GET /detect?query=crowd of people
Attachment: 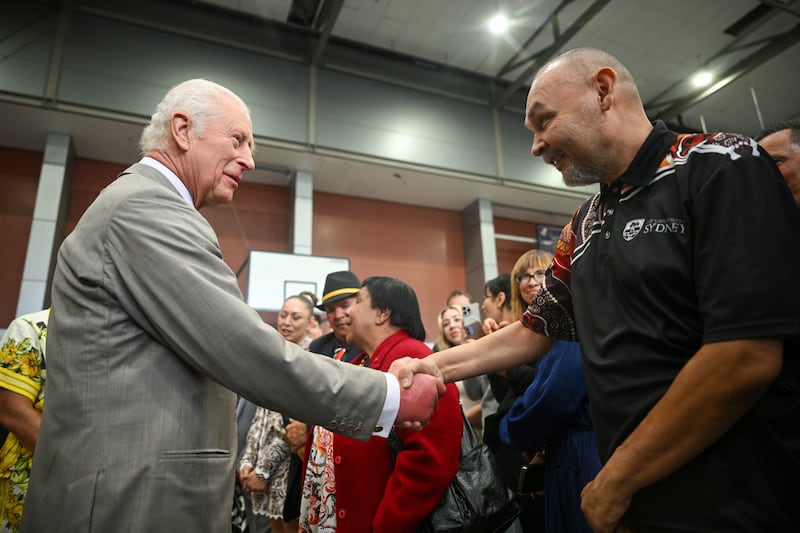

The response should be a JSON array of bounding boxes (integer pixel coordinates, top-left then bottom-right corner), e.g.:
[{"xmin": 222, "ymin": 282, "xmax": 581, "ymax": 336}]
[{"xmin": 1, "ymin": 46, "xmax": 798, "ymax": 533}]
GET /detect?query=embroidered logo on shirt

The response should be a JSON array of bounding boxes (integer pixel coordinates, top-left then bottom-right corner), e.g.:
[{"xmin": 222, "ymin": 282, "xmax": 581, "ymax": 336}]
[
  {"xmin": 622, "ymin": 219, "xmax": 645, "ymax": 241},
  {"xmin": 623, "ymin": 218, "xmax": 686, "ymax": 241}
]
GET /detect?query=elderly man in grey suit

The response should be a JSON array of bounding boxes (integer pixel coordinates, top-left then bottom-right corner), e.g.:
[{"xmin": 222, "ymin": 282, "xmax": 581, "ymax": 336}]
[{"xmin": 21, "ymin": 79, "xmax": 443, "ymax": 533}]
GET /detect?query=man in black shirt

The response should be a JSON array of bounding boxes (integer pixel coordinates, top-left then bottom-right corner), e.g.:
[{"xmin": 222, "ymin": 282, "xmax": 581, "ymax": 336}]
[
  {"xmin": 755, "ymin": 119, "xmax": 800, "ymax": 207},
  {"xmin": 309, "ymin": 271, "xmax": 363, "ymax": 362},
  {"xmin": 391, "ymin": 48, "xmax": 800, "ymax": 533}
]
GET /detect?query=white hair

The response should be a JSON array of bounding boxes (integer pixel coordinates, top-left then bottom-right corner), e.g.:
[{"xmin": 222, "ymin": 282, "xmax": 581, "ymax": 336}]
[{"xmin": 139, "ymin": 79, "xmax": 250, "ymax": 154}]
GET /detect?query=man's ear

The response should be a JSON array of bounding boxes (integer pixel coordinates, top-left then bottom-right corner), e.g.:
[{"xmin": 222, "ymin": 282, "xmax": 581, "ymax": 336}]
[
  {"xmin": 171, "ymin": 112, "xmax": 192, "ymax": 151},
  {"xmin": 595, "ymin": 67, "xmax": 617, "ymax": 111},
  {"xmin": 375, "ymin": 308, "xmax": 391, "ymax": 326}
]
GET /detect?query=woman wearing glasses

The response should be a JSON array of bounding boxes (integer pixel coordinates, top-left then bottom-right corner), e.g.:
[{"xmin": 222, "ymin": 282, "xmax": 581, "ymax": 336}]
[
  {"xmin": 480, "ymin": 250, "xmax": 552, "ymax": 335},
  {"xmin": 510, "ymin": 250, "xmax": 551, "ymax": 319},
  {"xmin": 502, "ymin": 249, "xmax": 601, "ymax": 533}
]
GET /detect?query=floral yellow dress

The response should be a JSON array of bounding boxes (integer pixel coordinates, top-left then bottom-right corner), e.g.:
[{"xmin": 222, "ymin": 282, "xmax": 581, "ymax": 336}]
[{"xmin": 0, "ymin": 309, "xmax": 48, "ymax": 533}]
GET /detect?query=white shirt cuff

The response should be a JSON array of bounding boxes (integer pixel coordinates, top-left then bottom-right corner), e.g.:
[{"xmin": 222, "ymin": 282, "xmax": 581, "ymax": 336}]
[{"xmin": 375, "ymin": 372, "xmax": 400, "ymax": 437}]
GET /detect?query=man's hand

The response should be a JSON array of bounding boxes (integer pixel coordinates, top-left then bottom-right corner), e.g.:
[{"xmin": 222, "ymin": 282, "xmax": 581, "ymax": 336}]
[
  {"xmin": 284, "ymin": 418, "xmax": 307, "ymax": 455},
  {"xmin": 579, "ymin": 338, "xmax": 782, "ymax": 533},
  {"xmin": 388, "ymin": 356, "xmax": 444, "ymax": 389},
  {"xmin": 395, "ymin": 372, "xmax": 446, "ymax": 430},
  {"xmin": 580, "ymin": 470, "xmax": 633, "ymax": 533}
]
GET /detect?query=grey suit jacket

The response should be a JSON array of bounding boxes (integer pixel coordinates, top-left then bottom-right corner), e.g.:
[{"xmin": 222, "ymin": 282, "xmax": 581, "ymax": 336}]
[{"xmin": 22, "ymin": 164, "xmax": 387, "ymax": 532}]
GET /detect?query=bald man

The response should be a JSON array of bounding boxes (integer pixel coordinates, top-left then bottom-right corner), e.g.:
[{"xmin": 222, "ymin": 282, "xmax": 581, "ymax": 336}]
[{"xmin": 391, "ymin": 48, "xmax": 800, "ymax": 533}]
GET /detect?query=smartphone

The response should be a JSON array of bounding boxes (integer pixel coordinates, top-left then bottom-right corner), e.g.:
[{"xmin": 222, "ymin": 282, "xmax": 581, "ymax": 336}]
[
  {"xmin": 461, "ymin": 303, "xmax": 483, "ymax": 339},
  {"xmin": 516, "ymin": 463, "xmax": 545, "ymax": 494}
]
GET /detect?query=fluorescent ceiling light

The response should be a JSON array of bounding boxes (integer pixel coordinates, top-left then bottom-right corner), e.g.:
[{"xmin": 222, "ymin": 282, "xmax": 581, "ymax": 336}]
[
  {"xmin": 691, "ymin": 70, "xmax": 713, "ymax": 88},
  {"xmin": 488, "ymin": 14, "xmax": 509, "ymax": 34}
]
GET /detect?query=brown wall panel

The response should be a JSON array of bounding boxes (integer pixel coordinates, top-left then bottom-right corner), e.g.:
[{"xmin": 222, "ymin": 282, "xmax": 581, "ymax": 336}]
[
  {"xmin": 66, "ymin": 159, "xmax": 126, "ymax": 234},
  {"xmin": 66, "ymin": 161, "xmax": 293, "ymax": 304},
  {"xmin": 0, "ymin": 147, "xmax": 44, "ymax": 326},
  {"xmin": 203, "ymin": 182, "xmax": 291, "ymax": 298},
  {"xmin": 2, "ymin": 150, "xmax": 482, "ymax": 344},
  {"xmin": 0, "ymin": 152, "xmax": 293, "ymax": 328},
  {"xmin": 313, "ymin": 191, "xmax": 466, "ymax": 342}
]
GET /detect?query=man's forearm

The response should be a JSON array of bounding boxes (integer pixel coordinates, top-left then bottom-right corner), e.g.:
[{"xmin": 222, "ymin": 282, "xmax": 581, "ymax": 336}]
[
  {"xmin": 434, "ymin": 321, "xmax": 554, "ymax": 383},
  {"xmin": 0, "ymin": 388, "xmax": 41, "ymax": 451},
  {"xmin": 598, "ymin": 338, "xmax": 782, "ymax": 496}
]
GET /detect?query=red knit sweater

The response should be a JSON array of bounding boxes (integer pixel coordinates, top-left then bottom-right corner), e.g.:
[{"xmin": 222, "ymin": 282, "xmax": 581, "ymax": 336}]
[{"xmin": 331, "ymin": 330, "xmax": 462, "ymax": 532}]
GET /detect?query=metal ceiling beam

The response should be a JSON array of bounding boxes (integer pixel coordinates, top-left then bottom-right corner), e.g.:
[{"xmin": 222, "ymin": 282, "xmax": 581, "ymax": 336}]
[
  {"xmin": 759, "ymin": 0, "xmax": 800, "ymax": 19},
  {"xmin": 644, "ymin": 3, "xmax": 783, "ymax": 114},
  {"xmin": 654, "ymin": 22, "xmax": 800, "ymax": 122},
  {"xmin": 287, "ymin": 0, "xmax": 322, "ymax": 27},
  {"xmin": 493, "ymin": 0, "xmax": 611, "ymax": 110},
  {"xmin": 496, "ymin": 0, "xmax": 573, "ymax": 78},
  {"xmin": 311, "ymin": 0, "xmax": 345, "ymax": 66},
  {"xmin": 43, "ymin": 6, "xmax": 70, "ymax": 103}
]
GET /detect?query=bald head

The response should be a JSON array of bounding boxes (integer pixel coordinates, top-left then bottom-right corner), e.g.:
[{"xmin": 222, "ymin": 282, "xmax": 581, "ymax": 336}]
[
  {"xmin": 534, "ymin": 48, "xmax": 642, "ymax": 107},
  {"xmin": 525, "ymin": 48, "xmax": 653, "ymax": 185}
]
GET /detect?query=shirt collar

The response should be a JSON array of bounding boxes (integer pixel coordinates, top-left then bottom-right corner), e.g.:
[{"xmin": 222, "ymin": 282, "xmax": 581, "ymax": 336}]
[
  {"xmin": 139, "ymin": 156, "xmax": 195, "ymax": 208},
  {"xmin": 607, "ymin": 120, "xmax": 678, "ymax": 190}
]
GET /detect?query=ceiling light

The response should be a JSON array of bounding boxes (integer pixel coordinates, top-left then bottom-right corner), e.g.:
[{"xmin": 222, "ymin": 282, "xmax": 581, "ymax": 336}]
[
  {"xmin": 488, "ymin": 14, "xmax": 509, "ymax": 34},
  {"xmin": 691, "ymin": 70, "xmax": 713, "ymax": 88}
]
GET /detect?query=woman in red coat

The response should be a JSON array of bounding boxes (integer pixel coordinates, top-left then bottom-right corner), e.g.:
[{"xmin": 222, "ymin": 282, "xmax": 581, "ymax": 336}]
[{"xmin": 299, "ymin": 276, "xmax": 462, "ymax": 532}]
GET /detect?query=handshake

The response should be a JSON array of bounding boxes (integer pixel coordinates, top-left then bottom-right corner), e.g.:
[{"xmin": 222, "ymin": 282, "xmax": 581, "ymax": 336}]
[{"xmin": 390, "ymin": 357, "xmax": 446, "ymax": 430}]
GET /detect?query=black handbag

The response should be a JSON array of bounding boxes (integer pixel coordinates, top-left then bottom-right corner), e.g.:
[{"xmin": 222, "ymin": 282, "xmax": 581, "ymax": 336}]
[{"xmin": 389, "ymin": 408, "xmax": 522, "ymax": 533}]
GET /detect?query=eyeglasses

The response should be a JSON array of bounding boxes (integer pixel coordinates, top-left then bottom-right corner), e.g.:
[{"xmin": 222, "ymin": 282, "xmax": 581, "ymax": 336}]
[{"xmin": 515, "ymin": 270, "xmax": 546, "ymax": 284}]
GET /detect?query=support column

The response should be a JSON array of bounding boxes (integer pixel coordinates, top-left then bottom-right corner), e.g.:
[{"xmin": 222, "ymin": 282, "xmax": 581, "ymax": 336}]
[
  {"xmin": 16, "ymin": 132, "xmax": 73, "ymax": 315},
  {"xmin": 290, "ymin": 170, "xmax": 313, "ymax": 255},
  {"xmin": 462, "ymin": 198, "xmax": 497, "ymax": 302}
]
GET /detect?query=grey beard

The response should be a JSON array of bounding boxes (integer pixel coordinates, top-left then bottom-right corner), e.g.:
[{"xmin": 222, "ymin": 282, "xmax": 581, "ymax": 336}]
[{"xmin": 563, "ymin": 164, "xmax": 604, "ymax": 186}]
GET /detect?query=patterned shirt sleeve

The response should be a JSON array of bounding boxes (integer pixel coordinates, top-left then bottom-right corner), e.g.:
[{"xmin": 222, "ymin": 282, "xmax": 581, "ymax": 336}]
[
  {"xmin": 521, "ymin": 220, "xmax": 580, "ymax": 342},
  {"xmin": 0, "ymin": 312, "xmax": 47, "ymax": 405}
]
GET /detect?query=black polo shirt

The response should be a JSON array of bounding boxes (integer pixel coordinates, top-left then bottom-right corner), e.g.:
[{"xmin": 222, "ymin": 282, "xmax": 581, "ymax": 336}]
[
  {"xmin": 522, "ymin": 121, "xmax": 800, "ymax": 531},
  {"xmin": 308, "ymin": 332, "xmax": 362, "ymax": 363}
]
